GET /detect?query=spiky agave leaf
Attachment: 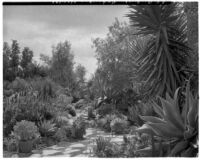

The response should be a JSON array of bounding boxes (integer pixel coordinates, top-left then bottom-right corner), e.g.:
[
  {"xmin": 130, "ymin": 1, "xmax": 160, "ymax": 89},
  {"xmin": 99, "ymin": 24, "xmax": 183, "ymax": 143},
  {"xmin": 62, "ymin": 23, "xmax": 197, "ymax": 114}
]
[
  {"xmin": 169, "ymin": 140, "xmax": 189, "ymax": 156},
  {"xmin": 159, "ymin": 96, "xmax": 184, "ymax": 131},
  {"xmin": 136, "ymin": 83, "xmax": 198, "ymax": 157},
  {"xmin": 127, "ymin": 3, "xmax": 191, "ymax": 97}
]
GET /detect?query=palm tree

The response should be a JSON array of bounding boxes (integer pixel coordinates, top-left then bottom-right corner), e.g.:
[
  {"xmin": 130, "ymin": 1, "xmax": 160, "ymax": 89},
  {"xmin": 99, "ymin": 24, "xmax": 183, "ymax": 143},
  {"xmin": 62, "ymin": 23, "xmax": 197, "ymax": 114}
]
[{"xmin": 127, "ymin": 3, "xmax": 192, "ymax": 97}]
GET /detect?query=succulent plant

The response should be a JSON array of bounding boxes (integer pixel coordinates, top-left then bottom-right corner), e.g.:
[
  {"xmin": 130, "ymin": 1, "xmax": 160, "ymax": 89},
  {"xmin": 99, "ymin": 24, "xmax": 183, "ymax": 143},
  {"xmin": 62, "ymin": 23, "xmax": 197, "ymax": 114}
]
[
  {"xmin": 39, "ymin": 120, "xmax": 57, "ymax": 137},
  {"xmin": 135, "ymin": 84, "xmax": 198, "ymax": 157},
  {"xmin": 110, "ymin": 118, "xmax": 128, "ymax": 134},
  {"xmin": 13, "ymin": 120, "xmax": 39, "ymax": 141},
  {"xmin": 71, "ymin": 116, "xmax": 86, "ymax": 139}
]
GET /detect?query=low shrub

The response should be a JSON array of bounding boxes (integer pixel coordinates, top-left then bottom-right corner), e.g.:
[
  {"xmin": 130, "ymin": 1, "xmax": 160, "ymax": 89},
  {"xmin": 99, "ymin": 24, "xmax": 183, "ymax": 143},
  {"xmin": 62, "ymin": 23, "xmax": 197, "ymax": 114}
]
[
  {"xmin": 39, "ymin": 120, "xmax": 57, "ymax": 137},
  {"xmin": 3, "ymin": 100, "xmax": 17, "ymax": 136},
  {"xmin": 13, "ymin": 120, "xmax": 39, "ymax": 141},
  {"xmin": 30, "ymin": 78, "xmax": 57, "ymax": 101},
  {"xmin": 97, "ymin": 115, "xmax": 115, "ymax": 132},
  {"xmin": 53, "ymin": 127, "xmax": 68, "ymax": 142},
  {"xmin": 54, "ymin": 116, "xmax": 70, "ymax": 128},
  {"xmin": 110, "ymin": 118, "xmax": 128, "ymax": 134},
  {"xmin": 4, "ymin": 93, "xmax": 57, "ymax": 134},
  {"xmin": 71, "ymin": 116, "xmax": 86, "ymax": 139},
  {"xmin": 93, "ymin": 136, "xmax": 122, "ymax": 157},
  {"xmin": 10, "ymin": 77, "xmax": 29, "ymax": 93},
  {"xmin": 121, "ymin": 135, "xmax": 138, "ymax": 157},
  {"xmin": 3, "ymin": 136, "xmax": 18, "ymax": 152}
]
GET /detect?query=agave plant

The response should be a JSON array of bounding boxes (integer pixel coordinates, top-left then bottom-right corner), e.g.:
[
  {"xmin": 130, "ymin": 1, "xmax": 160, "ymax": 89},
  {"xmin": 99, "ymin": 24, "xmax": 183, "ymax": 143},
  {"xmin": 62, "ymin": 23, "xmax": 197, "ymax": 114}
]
[
  {"xmin": 127, "ymin": 3, "xmax": 192, "ymax": 97},
  {"xmin": 136, "ymin": 84, "xmax": 198, "ymax": 157}
]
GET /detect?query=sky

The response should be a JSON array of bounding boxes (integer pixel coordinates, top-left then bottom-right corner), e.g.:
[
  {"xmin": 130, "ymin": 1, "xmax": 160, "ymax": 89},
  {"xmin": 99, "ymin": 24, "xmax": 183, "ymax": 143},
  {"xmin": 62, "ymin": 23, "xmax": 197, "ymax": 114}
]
[{"xmin": 3, "ymin": 5, "xmax": 129, "ymax": 79}]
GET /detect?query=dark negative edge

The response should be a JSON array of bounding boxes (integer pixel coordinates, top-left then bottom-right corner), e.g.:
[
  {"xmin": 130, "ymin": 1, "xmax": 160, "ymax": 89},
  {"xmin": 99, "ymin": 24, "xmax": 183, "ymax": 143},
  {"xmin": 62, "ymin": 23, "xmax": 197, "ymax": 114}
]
[{"xmin": 3, "ymin": 1, "xmax": 172, "ymax": 5}]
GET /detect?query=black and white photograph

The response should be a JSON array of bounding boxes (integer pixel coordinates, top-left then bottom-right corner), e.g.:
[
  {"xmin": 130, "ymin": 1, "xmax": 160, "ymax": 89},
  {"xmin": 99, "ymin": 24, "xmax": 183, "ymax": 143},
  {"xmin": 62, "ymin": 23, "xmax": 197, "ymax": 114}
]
[{"xmin": 2, "ymin": 1, "xmax": 199, "ymax": 158}]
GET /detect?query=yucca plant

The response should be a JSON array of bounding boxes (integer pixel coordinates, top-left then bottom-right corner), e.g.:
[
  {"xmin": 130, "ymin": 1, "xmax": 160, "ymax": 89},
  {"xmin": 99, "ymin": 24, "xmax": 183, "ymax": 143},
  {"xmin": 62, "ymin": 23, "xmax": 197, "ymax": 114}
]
[
  {"xmin": 127, "ymin": 3, "xmax": 192, "ymax": 97},
  {"xmin": 136, "ymin": 83, "xmax": 198, "ymax": 157}
]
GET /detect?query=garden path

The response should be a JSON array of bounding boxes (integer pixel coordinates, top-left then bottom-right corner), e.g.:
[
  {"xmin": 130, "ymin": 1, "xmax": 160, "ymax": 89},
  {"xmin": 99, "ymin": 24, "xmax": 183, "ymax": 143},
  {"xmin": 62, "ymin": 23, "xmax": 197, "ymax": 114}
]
[
  {"xmin": 11, "ymin": 108, "xmax": 125, "ymax": 157},
  {"xmin": 28, "ymin": 128, "xmax": 124, "ymax": 157}
]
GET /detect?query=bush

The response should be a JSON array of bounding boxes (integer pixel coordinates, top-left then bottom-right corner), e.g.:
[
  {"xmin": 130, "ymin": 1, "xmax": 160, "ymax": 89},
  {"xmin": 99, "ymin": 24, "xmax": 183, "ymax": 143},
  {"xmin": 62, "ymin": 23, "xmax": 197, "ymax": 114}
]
[
  {"xmin": 54, "ymin": 116, "xmax": 70, "ymax": 128},
  {"xmin": 3, "ymin": 136, "xmax": 18, "ymax": 152},
  {"xmin": 53, "ymin": 127, "xmax": 68, "ymax": 142},
  {"xmin": 110, "ymin": 118, "xmax": 128, "ymax": 134},
  {"xmin": 97, "ymin": 115, "xmax": 115, "ymax": 132},
  {"xmin": 39, "ymin": 120, "xmax": 57, "ymax": 137},
  {"xmin": 30, "ymin": 78, "xmax": 57, "ymax": 100},
  {"xmin": 66, "ymin": 104, "xmax": 76, "ymax": 117},
  {"xmin": 53, "ymin": 125, "xmax": 72, "ymax": 142},
  {"xmin": 11, "ymin": 77, "xmax": 29, "ymax": 93},
  {"xmin": 121, "ymin": 135, "xmax": 140, "ymax": 157},
  {"xmin": 97, "ymin": 104, "xmax": 114, "ymax": 117},
  {"xmin": 3, "ymin": 95, "xmax": 56, "ymax": 137},
  {"xmin": 93, "ymin": 136, "xmax": 121, "ymax": 157},
  {"xmin": 13, "ymin": 120, "xmax": 39, "ymax": 141},
  {"xmin": 71, "ymin": 116, "xmax": 86, "ymax": 139},
  {"xmin": 3, "ymin": 100, "xmax": 17, "ymax": 136}
]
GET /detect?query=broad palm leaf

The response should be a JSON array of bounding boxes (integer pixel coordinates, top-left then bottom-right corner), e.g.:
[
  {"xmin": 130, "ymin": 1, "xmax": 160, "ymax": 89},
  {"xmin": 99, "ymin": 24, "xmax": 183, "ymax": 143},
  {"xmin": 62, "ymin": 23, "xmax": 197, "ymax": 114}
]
[{"xmin": 127, "ymin": 3, "xmax": 191, "ymax": 97}]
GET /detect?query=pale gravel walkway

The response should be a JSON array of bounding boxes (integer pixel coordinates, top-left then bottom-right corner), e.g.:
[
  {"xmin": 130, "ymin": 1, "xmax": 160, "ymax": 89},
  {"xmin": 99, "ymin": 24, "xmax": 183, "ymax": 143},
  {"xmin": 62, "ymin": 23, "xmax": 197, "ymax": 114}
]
[
  {"xmin": 10, "ymin": 108, "xmax": 125, "ymax": 157},
  {"xmin": 29, "ymin": 128, "xmax": 124, "ymax": 157}
]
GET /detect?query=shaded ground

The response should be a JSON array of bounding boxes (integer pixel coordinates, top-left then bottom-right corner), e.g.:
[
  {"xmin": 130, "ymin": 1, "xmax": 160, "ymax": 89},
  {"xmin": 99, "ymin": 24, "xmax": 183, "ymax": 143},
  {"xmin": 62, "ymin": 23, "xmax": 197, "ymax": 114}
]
[
  {"xmin": 7, "ymin": 108, "xmax": 125, "ymax": 157},
  {"xmin": 9, "ymin": 128, "xmax": 124, "ymax": 157}
]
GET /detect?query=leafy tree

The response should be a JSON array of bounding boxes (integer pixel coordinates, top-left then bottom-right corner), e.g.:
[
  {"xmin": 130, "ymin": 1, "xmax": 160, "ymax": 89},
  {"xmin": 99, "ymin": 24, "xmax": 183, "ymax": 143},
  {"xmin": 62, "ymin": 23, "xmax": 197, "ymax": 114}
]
[
  {"xmin": 40, "ymin": 53, "xmax": 52, "ymax": 66},
  {"xmin": 10, "ymin": 40, "xmax": 20, "ymax": 68},
  {"xmin": 21, "ymin": 47, "xmax": 33, "ymax": 69},
  {"xmin": 127, "ymin": 3, "xmax": 192, "ymax": 97},
  {"xmin": 50, "ymin": 40, "xmax": 75, "ymax": 88},
  {"xmin": 9, "ymin": 40, "xmax": 20, "ymax": 80},
  {"xmin": 75, "ymin": 64, "xmax": 86, "ymax": 83},
  {"xmin": 3, "ymin": 42, "xmax": 11, "ymax": 80},
  {"xmin": 92, "ymin": 19, "xmax": 139, "ymax": 100}
]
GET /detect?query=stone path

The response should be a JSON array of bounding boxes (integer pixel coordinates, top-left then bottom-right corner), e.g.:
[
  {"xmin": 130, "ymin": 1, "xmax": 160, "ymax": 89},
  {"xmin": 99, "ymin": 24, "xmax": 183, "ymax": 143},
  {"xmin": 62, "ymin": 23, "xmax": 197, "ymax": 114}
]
[
  {"xmin": 8, "ymin": 108, "xmax": 125, "ymax": 157},
  {"xmin": 29, "ymin": 128, "xmax": 124, "ymax": 157},
  {"xmin": 8, "ymin": 127, "xmax": 125, "ymax": 158}
]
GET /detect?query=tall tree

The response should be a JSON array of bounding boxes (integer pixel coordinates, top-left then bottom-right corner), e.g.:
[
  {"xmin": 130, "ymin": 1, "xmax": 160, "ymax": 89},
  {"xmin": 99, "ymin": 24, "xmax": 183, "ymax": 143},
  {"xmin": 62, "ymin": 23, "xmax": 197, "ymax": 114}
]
[
  {"xmin": 92, "ymin": 19, "xmax": 139, "ymax": 99},
  {"xmin": 75, "ymin": 64, "xmax": 86, "ymax": 83},
  {"xmin": 50, "ymin": 40, "xmax": 75, "ymax": 88},
  {"xmin": 3, "ymin": 42, "xmax": 11, "ymax": 80},
  {"xmin": 21, "ymin": 47, "xmax": 33, "ymax": 69},
  {"xmin": 10, "ymin": 40, "xmax": 20, "ymax": 68},
  {"xmin": 9, "ymin": 40, "xmax": 20, "ymax": 79}
]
